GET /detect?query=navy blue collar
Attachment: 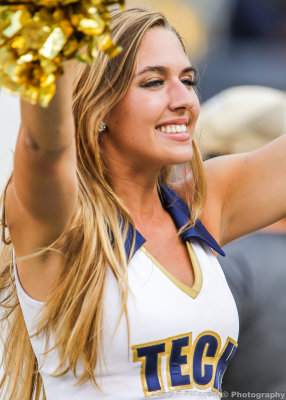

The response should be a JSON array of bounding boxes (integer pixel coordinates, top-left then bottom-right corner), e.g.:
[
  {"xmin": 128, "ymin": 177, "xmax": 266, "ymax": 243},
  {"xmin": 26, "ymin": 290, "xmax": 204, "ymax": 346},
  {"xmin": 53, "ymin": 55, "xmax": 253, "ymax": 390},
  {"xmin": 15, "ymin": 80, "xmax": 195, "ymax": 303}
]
[{"xmin": 124, "ymin": 185, "xmax": 225, "ymax": 258}]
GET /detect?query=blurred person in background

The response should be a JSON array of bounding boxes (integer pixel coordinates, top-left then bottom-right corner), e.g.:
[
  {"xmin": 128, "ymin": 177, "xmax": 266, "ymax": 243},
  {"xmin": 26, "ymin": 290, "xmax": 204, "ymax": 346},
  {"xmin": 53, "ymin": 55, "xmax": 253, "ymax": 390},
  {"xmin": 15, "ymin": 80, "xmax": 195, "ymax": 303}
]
[{"xmin": 199, "ymin": 85, "xmax": 286, "ymax": 397}]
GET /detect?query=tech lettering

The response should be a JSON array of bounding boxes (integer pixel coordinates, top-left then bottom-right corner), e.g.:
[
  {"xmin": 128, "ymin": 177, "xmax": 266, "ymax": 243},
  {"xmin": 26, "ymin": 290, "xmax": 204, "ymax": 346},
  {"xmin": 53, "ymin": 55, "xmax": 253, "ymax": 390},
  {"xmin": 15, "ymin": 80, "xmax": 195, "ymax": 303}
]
[{"xmin": 132, "ymin": 331, "xmax": 237, "ymax": 397}]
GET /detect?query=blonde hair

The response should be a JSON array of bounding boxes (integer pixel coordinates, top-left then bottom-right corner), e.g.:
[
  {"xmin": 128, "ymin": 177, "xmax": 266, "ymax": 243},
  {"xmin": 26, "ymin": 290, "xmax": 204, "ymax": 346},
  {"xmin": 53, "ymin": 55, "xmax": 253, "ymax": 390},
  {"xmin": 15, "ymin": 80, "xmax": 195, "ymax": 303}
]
[{"xmin": 0, "ymin": 8, "xmax": 207, "ymax": 400}]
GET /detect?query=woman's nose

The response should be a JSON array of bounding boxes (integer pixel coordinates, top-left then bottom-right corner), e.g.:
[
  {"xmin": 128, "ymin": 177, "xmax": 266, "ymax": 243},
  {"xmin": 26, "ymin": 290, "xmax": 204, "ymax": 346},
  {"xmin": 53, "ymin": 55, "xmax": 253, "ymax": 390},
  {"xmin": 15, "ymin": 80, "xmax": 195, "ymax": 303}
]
[{"xmin": 168, "ymin": 80, "xmax": 196, "ymax": 111}]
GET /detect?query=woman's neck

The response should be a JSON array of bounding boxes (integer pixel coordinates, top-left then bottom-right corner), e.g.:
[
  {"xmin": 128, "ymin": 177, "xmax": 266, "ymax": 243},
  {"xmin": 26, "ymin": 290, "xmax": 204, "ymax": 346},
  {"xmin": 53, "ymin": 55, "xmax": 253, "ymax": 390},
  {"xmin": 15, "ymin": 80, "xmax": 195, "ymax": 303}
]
[{"xmin": 108, "ymin": 165, "xmax": 166, "ymax": 226}]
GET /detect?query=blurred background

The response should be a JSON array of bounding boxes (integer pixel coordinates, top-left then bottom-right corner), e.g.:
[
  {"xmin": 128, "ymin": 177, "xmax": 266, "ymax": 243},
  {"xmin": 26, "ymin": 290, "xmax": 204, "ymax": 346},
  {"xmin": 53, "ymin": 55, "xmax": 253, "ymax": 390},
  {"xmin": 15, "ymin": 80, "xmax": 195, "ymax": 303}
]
[{"xmin": 2, "ymin": 0, "xmax": 286, "ymax": 188}]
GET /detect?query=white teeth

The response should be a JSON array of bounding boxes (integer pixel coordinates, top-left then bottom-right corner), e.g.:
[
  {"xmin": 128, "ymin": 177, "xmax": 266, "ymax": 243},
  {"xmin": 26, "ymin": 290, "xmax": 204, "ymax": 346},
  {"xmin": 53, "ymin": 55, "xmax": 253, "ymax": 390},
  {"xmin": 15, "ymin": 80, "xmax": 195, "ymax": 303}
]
[{"xmin": 157, "ymin": 124, "xmax": 188, "ymax": 133}]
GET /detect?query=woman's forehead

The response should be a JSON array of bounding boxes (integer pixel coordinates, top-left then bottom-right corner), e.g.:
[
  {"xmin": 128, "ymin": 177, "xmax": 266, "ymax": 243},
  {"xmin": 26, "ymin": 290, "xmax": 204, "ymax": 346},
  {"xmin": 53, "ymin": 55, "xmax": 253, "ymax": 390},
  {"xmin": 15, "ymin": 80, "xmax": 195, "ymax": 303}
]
[{"xmin": 135, "ymin": 28, "xmax": 191, "ymax": 73}]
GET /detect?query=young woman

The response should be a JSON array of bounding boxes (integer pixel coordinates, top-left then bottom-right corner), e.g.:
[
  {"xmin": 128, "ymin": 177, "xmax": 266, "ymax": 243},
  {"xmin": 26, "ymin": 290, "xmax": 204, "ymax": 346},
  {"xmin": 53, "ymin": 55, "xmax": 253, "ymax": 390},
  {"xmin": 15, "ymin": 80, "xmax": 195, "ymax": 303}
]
[{"xmin": 1, "ymin": 7, "xmax": 286, "ymax": 400}]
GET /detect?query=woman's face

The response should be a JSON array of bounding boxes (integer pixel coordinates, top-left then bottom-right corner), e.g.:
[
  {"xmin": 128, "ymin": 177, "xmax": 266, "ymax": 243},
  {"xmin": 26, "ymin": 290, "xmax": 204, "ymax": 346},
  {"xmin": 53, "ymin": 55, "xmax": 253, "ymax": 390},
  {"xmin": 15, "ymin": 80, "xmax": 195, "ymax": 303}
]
[{"xmin": 103, "ymin": 27, "xmax": 200, "ymax": 172}]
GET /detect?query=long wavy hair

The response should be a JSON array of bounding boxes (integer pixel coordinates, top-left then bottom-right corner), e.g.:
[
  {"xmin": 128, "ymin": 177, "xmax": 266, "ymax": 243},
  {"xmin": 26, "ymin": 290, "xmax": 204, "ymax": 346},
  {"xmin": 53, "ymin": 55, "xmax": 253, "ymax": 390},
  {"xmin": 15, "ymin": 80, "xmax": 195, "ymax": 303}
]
[{"xmin": 0, "ymin": 8, "xmax": 207, "ymax": 400}]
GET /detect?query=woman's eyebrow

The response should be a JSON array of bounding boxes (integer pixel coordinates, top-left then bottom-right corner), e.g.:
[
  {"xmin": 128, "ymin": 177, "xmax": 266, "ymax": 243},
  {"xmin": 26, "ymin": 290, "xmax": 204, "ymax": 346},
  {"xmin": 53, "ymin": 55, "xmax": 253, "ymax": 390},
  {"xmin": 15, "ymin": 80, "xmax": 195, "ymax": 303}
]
[
  {"xmin": 182, "ymin": 66, "xmax": 197, "ymax": 75},
  {"xmin": 135, "ymin": 65, "xmax": 197, "ymax": 77},
  {"xmin": 135, "ymin": 66, "xmax": 167, "ymax": 76}
]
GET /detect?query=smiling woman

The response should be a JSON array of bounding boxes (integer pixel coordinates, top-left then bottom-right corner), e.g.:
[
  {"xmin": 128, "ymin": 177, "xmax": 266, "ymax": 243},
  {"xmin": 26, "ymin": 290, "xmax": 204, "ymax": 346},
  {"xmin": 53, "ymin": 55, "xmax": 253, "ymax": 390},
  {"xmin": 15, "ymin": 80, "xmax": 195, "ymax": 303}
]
[
  {"xmin": 102, "ymin": 28, "xmax": 200, "ymax": 171},
  {"xmin": 1, "ymin": 6, "xmax": 286, "ymax": 400}
]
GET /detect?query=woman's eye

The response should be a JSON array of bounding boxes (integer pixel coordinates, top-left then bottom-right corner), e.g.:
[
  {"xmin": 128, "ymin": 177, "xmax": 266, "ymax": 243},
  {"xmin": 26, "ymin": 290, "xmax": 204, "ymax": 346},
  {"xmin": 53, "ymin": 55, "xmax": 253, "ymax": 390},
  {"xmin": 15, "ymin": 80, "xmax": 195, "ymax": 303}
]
[
  {"xmin": 182, "ymin": 78, "xmax": 198, "ymax": 88},
  {"xmin": 141, "ymin": 79, "xmax": 164, "ymax": 88}
]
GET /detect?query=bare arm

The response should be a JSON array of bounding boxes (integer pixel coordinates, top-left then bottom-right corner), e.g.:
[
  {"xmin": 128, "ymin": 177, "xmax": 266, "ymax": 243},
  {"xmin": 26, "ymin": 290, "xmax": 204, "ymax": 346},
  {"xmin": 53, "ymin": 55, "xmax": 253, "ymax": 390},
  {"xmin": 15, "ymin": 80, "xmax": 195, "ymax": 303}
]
[
  {"xmin": 6, "ymin": 60, "xmax": 78, "ymax": 254},
  {"xmin": 203, "ymin": 134, "xmax": 286, "ymax": 245}
]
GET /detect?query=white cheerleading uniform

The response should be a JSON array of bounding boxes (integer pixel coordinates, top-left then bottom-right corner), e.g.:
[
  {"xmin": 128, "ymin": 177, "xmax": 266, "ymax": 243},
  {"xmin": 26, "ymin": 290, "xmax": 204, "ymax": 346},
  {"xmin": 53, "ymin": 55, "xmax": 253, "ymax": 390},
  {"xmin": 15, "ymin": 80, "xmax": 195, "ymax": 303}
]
[{"xmin": 13, "ymin": 186, "xmax": 239, "ymax": 399}]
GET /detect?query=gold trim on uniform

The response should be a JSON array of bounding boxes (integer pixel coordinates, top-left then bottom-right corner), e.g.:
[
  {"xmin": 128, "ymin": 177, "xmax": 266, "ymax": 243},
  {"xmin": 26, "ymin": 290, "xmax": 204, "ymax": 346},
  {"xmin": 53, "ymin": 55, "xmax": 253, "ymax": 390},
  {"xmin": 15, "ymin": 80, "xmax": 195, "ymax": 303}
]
[{"xmin": 141, "ymin": 241, "xmax": 202, "ymax": 299}]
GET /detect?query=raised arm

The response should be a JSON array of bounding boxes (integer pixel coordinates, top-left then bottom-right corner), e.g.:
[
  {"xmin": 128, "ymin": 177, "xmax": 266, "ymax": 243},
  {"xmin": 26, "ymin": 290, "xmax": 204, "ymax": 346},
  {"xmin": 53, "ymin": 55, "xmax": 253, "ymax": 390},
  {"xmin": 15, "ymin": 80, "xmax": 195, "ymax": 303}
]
[
  {"xmin": 203, "ymin": 134, "xmax": 286, "ymax": 246},
  {"xmin": 5, "ymin": 61, "xmax": 78, "ymax": 257}
]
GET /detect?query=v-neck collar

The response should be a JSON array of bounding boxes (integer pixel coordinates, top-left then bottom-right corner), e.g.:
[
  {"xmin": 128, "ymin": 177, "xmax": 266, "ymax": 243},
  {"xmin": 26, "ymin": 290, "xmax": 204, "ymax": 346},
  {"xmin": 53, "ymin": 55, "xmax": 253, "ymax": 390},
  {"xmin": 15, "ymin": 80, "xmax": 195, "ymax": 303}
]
[{"xmin": 124, "ymin": 185, "xmax": 225, "ymax": 258}]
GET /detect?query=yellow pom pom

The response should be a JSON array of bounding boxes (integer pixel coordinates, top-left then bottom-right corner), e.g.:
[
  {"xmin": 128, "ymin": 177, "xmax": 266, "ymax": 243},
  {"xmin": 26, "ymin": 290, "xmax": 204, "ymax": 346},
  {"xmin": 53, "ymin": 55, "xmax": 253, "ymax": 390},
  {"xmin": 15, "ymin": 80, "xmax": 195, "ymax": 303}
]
[{"xmin": 0, "ymin": 0, "xmax": 124, "ymax": 107}]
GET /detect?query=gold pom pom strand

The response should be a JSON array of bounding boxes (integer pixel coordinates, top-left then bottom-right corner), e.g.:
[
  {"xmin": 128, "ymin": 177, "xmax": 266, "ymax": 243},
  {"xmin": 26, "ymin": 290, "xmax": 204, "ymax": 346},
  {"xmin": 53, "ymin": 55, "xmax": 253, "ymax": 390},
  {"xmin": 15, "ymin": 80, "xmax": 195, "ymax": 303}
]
[{"xmin": 0, "ymin": 0, "xmax": 124, "ymax": 107}]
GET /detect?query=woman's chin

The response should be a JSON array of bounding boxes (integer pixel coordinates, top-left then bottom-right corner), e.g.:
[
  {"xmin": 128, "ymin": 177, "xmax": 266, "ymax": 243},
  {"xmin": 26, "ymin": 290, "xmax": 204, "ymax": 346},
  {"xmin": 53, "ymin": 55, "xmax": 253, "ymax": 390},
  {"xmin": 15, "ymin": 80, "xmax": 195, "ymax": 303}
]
[{"xmin": 162, "ymin": 148, "xmax": 194, "ymax": 166}]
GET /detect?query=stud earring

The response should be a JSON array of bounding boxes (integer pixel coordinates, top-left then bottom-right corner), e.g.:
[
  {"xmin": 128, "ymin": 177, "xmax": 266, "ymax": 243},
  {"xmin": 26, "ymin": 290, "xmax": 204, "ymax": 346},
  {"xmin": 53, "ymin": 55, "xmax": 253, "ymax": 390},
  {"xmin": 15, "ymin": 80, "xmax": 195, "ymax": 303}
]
[{"xmin": 98, "ymin": 122, "xmax": 107, "ymax": 134}]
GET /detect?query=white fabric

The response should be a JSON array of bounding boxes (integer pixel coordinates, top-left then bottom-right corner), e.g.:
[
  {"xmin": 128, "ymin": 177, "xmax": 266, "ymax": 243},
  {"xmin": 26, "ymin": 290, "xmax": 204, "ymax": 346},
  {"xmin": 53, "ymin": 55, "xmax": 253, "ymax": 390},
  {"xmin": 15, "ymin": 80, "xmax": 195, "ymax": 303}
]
[{"xmin": 14, "ymin": 240, "xmax": 239, "ymax": 399}]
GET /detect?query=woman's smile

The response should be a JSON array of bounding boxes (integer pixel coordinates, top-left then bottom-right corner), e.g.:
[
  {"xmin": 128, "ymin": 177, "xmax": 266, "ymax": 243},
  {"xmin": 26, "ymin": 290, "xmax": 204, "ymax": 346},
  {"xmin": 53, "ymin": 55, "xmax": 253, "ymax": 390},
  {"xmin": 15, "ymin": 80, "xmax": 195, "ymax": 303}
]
[
  {"xmin": 155, "ymin": 118, "xmax": 191, "ymax": 142},
  {"xmin": 103, "ymin": 27, "xmax": 200, "ymax": 169}
]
